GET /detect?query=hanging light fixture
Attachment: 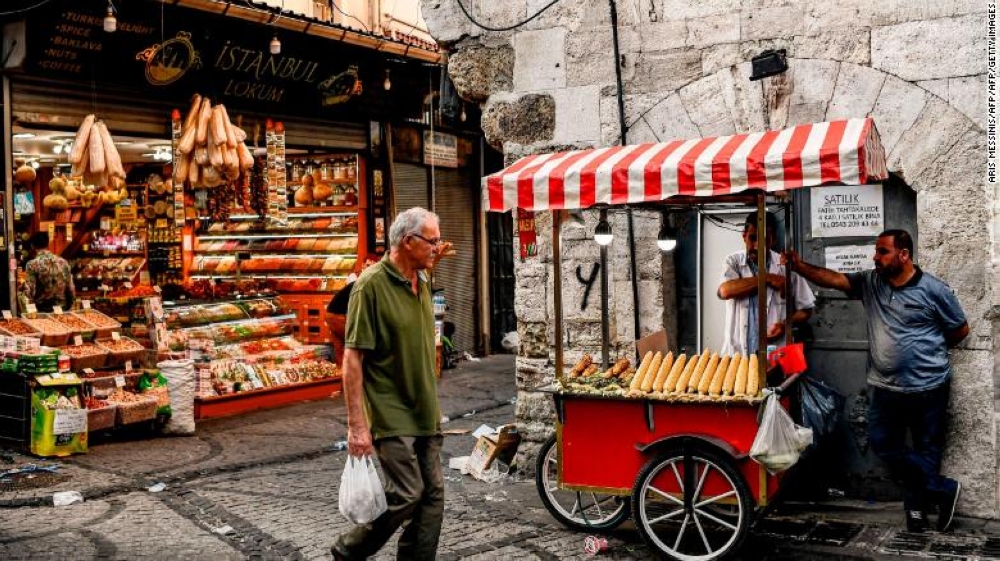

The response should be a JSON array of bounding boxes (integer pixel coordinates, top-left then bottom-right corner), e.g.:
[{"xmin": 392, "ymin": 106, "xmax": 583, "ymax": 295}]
[
  {"xmin": 103, "ymin": 1, "xmax": 117, "ymax": 33},
  {"xmin": 657, "ymin": 211, "xmax": 677, "ymax": 252},
  {"xmin": 269, "ymin": 33, "xmax": 281, "ymax": 55},
  {"xmin": 460, "ymin": 103, "xmax": 467, "ymax": 122},
  {"xmin": 383, "ymin": 68, "xmax": 392, "ymax": 91},
  {"xmin": 594, "ymin": 208, "xmax": 613, "ymax": 246}
]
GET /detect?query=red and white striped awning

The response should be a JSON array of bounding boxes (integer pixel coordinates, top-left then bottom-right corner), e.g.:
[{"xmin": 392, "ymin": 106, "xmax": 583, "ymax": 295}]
[{"xmin": 484, "ymin": 118, "xmax": 888, "ymax": 212}]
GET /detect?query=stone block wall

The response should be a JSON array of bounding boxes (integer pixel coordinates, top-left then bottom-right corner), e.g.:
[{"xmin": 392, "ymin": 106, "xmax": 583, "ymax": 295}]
[{"xmin": 422, "ymin": 0, "xmax": 994, "ymax": 516}]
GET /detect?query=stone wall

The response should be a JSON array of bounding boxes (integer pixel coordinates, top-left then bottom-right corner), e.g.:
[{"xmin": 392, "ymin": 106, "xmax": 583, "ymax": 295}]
[{"xmin": 422, "ymin": 0, "xmax": 994, "ymax": 516}]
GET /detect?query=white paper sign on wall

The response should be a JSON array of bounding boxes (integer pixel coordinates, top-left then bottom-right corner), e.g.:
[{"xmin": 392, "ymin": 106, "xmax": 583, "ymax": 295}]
[
  {"xmin": 810, "ymin": 185, "xmax": 884, "ymax": 238},
  {"xmin": 824, "ymin": 245, "xmax": 873, "ymax": 274}
]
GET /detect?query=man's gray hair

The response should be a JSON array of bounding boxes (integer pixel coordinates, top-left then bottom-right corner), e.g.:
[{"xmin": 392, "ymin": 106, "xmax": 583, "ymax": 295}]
[{"xmin": 389, "ymin": 207, "xmax": 439, "ymax": 248}]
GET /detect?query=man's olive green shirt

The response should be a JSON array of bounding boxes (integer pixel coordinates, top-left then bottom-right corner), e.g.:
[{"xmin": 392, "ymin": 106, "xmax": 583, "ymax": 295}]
[{"xmin": 345, "ymin": 257, "xmax": 440, "ymax": 440}]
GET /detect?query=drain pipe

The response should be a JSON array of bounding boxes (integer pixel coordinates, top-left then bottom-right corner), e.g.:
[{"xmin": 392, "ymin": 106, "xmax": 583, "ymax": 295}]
[{"xmin": 608, "ymin": 0, "xmax": 641, "ymax": 354}]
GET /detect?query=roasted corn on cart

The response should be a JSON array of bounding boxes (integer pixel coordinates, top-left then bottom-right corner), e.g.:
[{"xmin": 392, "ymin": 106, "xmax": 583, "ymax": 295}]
[{"xmin": 484, "ymin": 118, "xmax": 889, "ymax": 560}]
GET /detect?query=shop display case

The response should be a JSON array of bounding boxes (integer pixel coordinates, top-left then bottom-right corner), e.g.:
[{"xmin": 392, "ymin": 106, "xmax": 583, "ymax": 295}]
[
  {"xmin": 190, "ymin": 209, "xmax": 358, "ymax": 292},
  {"xmin": 163, "ymin": 296, "xmax": 341, "ymax": 419}
]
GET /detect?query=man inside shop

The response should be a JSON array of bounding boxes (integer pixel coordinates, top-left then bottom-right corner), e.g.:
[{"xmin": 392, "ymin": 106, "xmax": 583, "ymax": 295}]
[
  {"xmin": 717, "ymin": 211, "xmax": 815, "ymax": 356},
  {"xmin": 19, "ymin": 231, "xmax": 75, "ymax": 313}
]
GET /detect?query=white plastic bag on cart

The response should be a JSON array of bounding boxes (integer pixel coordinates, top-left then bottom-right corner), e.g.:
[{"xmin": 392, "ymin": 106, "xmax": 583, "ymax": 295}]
[
  {"xmin": 750, "ymin": 391, "xmax": 813, "ymax": 474},
  {"xmin": 339, "ymin": 455, "xmax": 388, "ymax": 524}
]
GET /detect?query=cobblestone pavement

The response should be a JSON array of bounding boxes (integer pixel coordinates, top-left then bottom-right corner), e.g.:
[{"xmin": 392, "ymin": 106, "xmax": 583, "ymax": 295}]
[{"xmin": 2, "ymin": 355, "xmax": 999, "ymax": 560}]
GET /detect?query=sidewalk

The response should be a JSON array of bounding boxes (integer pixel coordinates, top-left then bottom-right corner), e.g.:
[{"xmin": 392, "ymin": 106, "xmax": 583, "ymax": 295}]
[
  {"xmin": 2, "ymin": 354, "xmax": 999, "ymax": 560},
  {"xmin": 0, "ymin": 354, "xmax": 519, "ymax": 508}
]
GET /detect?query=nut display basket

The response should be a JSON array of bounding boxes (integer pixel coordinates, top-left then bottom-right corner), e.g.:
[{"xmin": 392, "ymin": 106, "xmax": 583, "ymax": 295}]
[
  {"xmin": 72, "ymin": 310, "xmax": 122, "ymax": 340},
  {"xmin": 63, "ymin": 343, "xmax": 109, "ymax": 371},
  {"xmin": 20, "ymin": 318, "xmax": 72, "ymax": 347},
  {"xmin": 87, "ymin": 404, "xmax": 117, "ymax": 431},
  {"xmin": 95, "ymin": 337, "xmax": 146, "ymax": 367},
  {"xmin": 113, "ymin": 396, "xmax": 158, "ymax": 425},
  {"xmin": 143, "ymin": 385, "xmax": 170, "ymax": 409},
  {"xmin": 0, "ymin": 318, "xmax": 41, "ymax": 339},
  {"xmin": 45, "ymin": 312, "xmax": 97, "ymax": 341}
]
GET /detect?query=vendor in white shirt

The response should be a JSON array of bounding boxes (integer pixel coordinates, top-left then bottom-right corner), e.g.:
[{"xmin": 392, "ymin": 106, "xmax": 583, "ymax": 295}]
[{"xmin": 717, "ymin": 211, "xmax": 816, "ymax": 356}]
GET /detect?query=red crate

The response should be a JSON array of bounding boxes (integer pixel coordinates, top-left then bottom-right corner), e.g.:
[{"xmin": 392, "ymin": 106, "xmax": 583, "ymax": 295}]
[{"xmin": 278, "ymin": 294, "xmax": 332, "ymax": 345}]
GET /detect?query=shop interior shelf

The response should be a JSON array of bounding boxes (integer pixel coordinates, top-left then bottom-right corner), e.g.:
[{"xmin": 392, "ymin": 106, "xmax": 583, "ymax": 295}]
[
  {"xmin": 177, "ymin": 313, "xmax": 297, "ymax": 331},
  {"xmin": 218, "ymin": 209, "xmax": 358, "ymax": 220},
  {"xmin": 194, "ymin": 377, "xmax": 342, "ymax": 420},
  {"xmin": 189, "ymin": 274, "xmax": 348, "ymax": 280},
  {"xmin": 197, "ymin": 232, "xmax": 358, "ymax": 240},
  {"xmin": 163, "ymin": 294, "xmax": 280, "ymax": 309},
  {"xmin": 192, "ymin": 249, "xmax": 357, "ymax": 255}
]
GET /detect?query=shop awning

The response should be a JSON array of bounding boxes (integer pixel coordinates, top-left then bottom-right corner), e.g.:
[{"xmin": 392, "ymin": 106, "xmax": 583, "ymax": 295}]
[{"xmin": 484, "ymin": 118, "xmax": 888, "ymax": 212}]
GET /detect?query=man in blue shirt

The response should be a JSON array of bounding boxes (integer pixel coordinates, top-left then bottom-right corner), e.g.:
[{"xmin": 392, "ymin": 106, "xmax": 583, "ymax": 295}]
[{"xmin": 787, "ymin": 230, "xmax": 969, "ymax": 533}]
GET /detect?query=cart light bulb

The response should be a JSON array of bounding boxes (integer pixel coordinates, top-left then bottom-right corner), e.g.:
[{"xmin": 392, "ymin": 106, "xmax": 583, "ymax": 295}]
[
  {"xmin": 657, "ymin": 239, "xmax": 677, "ymax": 252},
  {"xmin": 103, "ymin": 7, "xmax": 117, "ymax": 33},
  {"xmin": 269, "ymin": 34, "xmax": 281, "ymax": 55},
  {"xmin": 594, "ymin": 224, "xmax": 613, "ymax": 247},
  {"xmin": 657, "ymin": 215, "xmax": 677, "ymax": 252}
]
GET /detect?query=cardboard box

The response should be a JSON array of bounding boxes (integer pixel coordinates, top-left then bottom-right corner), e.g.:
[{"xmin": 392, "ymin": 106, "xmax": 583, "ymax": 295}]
[
  {"xmin": 636, "ymin": 329, "xmax": 670, "ymax": 358},
  {"xmin": 467, "ymin": 424, "xmax": 521, "ymax": 479}
]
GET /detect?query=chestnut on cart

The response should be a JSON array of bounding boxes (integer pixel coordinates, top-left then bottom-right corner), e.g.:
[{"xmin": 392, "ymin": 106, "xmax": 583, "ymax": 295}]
[{"xmin": 483, "ymin": 118, "xmax": 889, "ymax": 560}]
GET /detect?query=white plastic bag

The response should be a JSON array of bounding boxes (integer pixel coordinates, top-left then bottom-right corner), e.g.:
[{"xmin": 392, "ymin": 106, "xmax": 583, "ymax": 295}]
[
  {"xmin": 158, "ymin": 359, "xmax": 196, "ymax": 435},
  {"xmin": 750, "ymin": 392, "xmax": 813, "ymax": 474},
  {"xmin": 339, "ymin": 455, "xmax": 388, "ymax": 524}
]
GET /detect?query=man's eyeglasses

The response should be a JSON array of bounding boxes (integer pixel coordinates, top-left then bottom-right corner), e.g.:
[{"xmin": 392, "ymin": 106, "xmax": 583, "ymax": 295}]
[{"xmin": 409, "ymin": 233, "xmax": 442, "ymax": 247}]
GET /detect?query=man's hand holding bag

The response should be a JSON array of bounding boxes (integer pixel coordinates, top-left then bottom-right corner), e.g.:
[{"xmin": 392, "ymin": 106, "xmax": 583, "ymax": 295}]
[{"xmin": 339, "ymin": 455, "xmax": 388, "ymax": 524}]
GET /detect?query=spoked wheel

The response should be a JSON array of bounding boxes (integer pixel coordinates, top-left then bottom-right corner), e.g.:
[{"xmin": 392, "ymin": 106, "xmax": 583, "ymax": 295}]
[
  {"xmin": 631, "ymin": 442, "xmax": 753, "ymax": 560},
  {"xmin": 534, "ymin": 435, "xmax": 630, "ymax": 531}
]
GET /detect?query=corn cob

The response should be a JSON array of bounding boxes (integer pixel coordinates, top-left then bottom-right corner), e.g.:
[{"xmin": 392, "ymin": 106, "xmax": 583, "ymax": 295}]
[
  {"xmin": 643, "ymin": 352, "xmax": 664, "ymax": 390},
  {"xmin": 675, "ymin": 350, "xmax": 705, "ymax": 393},
  {"xmin": 685, "ymin": 350, "xmax": 712, "ymax": 393},
  {"xmin": 629, "ymin": 351, "xmax": 655, "ymax": 390},
  {"xmin": 722, "ymin": 354, "xmax": 742, "ymax": 395},
  {"xmin": 646, "ymin": 351, "xmax": 674, "ymax": 392},
  {"xmin": 707, "ymin": 355, "xmax": 731, "ymax": 395},
  {"xmin": 659, "ymin": 353, "xmax": 687, "ymax": 393},
  {"xmin": 697, "ymin": 353, "xmax": 721, "ymax": 394},
  {"xmin": 734, "ymin": 353, "xmax": 749, "ymax": 395},
  {"xmin": 746, "ymin": 354, "xmax": 761, "ymax": 397}
]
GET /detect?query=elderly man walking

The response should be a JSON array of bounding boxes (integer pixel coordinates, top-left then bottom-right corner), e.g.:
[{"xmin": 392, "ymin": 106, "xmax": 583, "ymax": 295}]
[{"xmin": 331, "ymin": 207, "xmax": 449, "ymax": 560}]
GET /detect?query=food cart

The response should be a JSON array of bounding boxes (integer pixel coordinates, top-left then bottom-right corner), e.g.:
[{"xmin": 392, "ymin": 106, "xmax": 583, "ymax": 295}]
[{"xmin": 483, "ymin": 118, "xmax": 889, "ymax": 560}]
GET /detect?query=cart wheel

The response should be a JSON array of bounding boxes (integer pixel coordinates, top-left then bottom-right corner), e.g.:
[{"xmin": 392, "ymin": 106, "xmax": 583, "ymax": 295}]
[
  {"xmin": 631, "ymin": 442, "xmax": 752, "ymax": 560},
  {"xmin": 534, "ymin": 435, "xmax": 630, "ymax": 531}
]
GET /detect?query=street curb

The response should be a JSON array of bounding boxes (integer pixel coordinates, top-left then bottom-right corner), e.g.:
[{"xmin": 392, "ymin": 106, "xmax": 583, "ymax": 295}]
[{"xmin": 0, "ymin": 397, "xmax": 516, "ymax": 509}]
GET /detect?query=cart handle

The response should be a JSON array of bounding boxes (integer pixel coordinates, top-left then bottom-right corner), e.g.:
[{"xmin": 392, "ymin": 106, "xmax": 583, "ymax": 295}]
[{"xmin": 774, "ymin": 372, "xmax": 803, "ymax": 396}]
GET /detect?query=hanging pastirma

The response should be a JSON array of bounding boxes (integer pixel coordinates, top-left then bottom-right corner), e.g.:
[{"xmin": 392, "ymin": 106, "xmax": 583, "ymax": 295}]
[
  {"xmin": 265, "ymin": 120, "xmax": 288, "ymax": 226},
  {"xmin": 275, "ymin": 121, "xmax": 288, "ymax": 224},
  {"xmin": 171, "ymin": 111, "xmax": 186, "ymax": 228}
]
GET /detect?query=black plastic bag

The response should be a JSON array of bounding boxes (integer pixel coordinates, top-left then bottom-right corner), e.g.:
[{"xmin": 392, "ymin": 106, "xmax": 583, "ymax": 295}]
[{"xmin": 799, "ymin": 376, "xmax": 844, "ymax": 439}]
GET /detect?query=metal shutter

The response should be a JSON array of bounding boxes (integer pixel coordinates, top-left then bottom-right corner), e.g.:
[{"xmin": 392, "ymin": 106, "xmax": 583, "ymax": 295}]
[
  {"xmin": 432, "ymin": 168, "xmax": 479, "ymax": 355},
  {"xmin": 11, "ymin": 77, "xmax": 172, "ymax": 136},
  {"xmin": 11, "ymin": 77, "xmax": 367, "ymax": 149},
  {"xmin": 392, "ymin": 162, "xmax": 430, "ymax": 217}
]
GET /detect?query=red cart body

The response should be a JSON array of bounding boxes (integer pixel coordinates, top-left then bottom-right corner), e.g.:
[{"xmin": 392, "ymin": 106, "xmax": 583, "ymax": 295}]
[{"xmin": 556, "ymin": 393, "xmax": 782, "ymax": 506}]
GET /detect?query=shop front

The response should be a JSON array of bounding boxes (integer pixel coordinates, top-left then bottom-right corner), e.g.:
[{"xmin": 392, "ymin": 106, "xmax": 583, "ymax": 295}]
[{"xmin": 0, "ymin": 0, "xmax": 460, "ymax": 454}]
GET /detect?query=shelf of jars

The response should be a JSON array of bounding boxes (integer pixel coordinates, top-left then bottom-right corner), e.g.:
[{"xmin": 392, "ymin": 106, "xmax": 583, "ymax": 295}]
[{"xmin": 162, "ymin": 296, "xmax": 341, "ymax": 419}]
